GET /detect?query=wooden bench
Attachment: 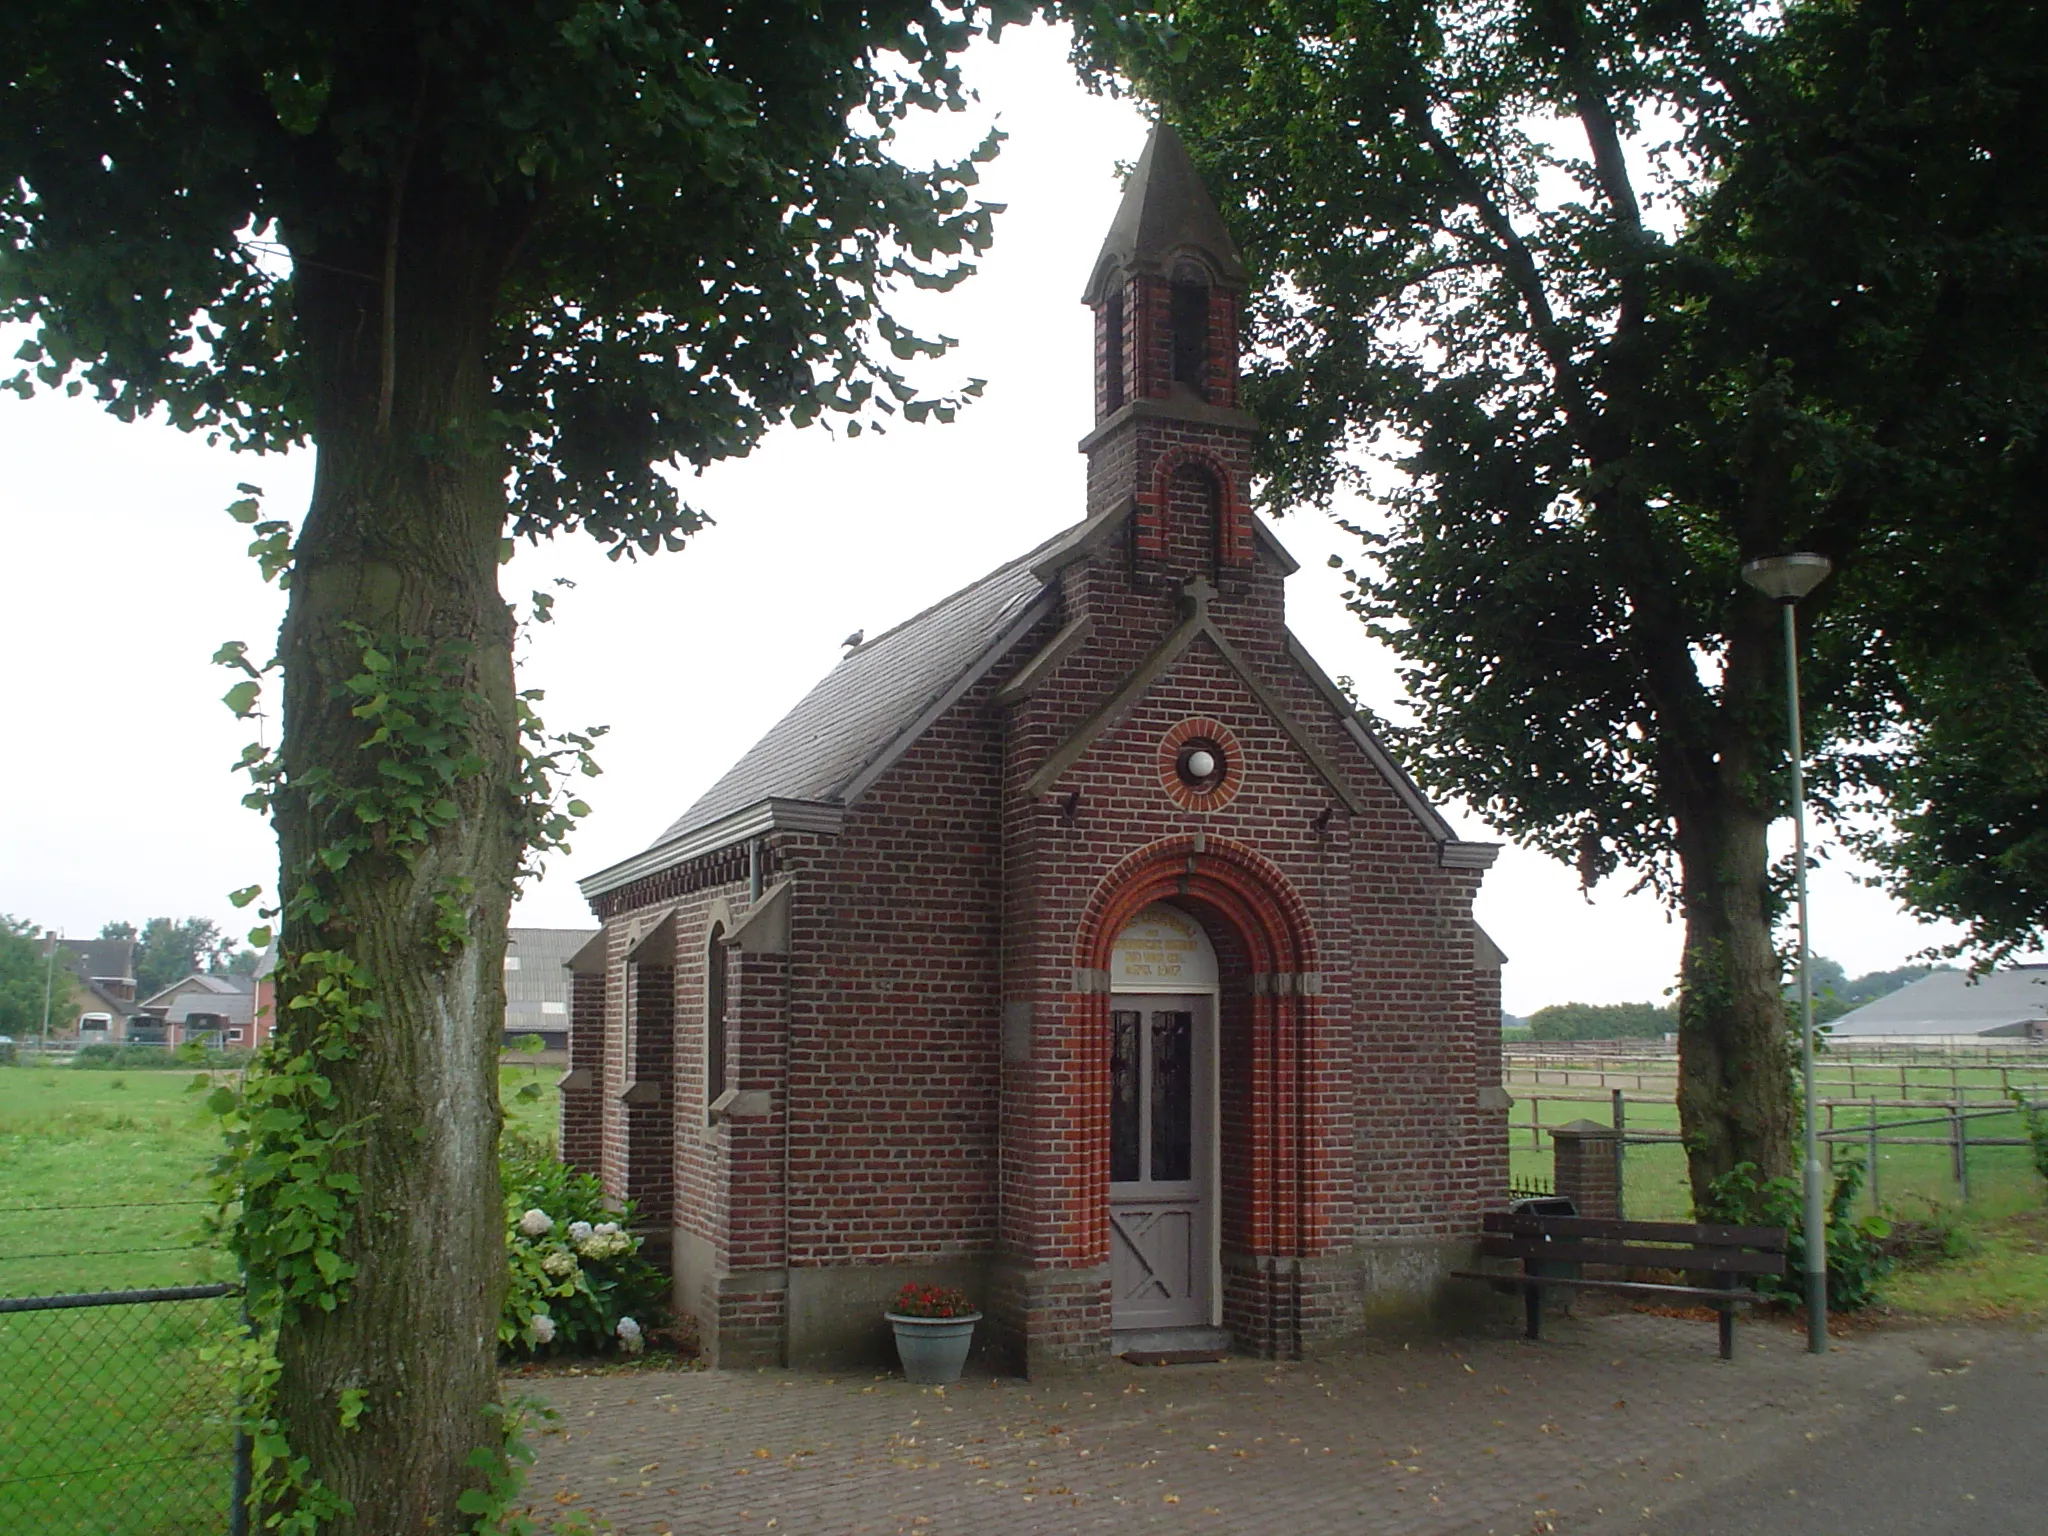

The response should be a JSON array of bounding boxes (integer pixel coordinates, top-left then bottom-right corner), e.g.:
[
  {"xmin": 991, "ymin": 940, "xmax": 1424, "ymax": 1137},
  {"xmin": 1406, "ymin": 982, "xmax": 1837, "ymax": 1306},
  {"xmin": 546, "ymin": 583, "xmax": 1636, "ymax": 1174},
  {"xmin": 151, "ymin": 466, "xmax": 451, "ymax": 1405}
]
[{"xmin": 1453, "ymin": 1211, "xmax": 1789, "ymax": 1359}]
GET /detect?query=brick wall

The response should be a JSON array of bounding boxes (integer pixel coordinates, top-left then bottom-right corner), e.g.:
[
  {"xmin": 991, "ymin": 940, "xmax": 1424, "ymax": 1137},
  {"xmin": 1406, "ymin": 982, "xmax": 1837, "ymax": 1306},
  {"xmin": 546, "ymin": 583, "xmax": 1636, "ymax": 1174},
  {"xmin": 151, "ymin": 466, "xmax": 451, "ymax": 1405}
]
[{"xmin": 570, "ymin": 225, "xmax": 1502, "ymax": 1373}]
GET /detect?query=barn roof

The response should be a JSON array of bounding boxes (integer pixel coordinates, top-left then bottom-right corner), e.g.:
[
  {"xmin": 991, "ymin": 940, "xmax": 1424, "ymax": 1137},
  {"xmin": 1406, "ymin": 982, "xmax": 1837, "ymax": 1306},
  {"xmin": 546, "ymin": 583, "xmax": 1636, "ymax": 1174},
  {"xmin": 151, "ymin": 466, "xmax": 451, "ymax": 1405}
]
[{"xmin": 1830, "ymin": 966, "xmax": 2048, "ymax": 1037}]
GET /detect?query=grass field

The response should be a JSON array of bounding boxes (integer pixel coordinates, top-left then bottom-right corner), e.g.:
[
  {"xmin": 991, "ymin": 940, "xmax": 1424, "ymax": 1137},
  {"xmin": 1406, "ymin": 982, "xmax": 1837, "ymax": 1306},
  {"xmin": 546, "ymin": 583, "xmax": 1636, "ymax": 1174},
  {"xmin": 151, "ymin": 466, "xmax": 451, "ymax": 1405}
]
[
  {"xmin": 1884, "ymin": 1206, "xmax": 2048, "ymax": 1319},
  {"xmin": 0, "ymin": 1060, "xmax": 563, "ymax": 1534},
  {"xmin": 1507, "ymin": 1053, "xmax": 2048, "ymax": 1226}
]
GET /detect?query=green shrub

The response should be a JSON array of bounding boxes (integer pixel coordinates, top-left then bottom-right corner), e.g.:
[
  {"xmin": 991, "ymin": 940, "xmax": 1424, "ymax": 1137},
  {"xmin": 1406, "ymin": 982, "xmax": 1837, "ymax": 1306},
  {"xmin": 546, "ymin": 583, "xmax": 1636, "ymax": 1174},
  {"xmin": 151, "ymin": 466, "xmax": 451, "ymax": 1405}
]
[
  {"xmin": 1878, "ymin": 1206, "xmax": 1976, "ymax": 1270},
  {"xmin": 2012, "ymin": 1089, "xmax": 2048, "ymax": 1197},
  {"xmin": 1705, "ymin": 1159, "xmax": 1894, "ymax": 1311},
  {"xmin": 70, "ymin": 1042, "xmax": 254, "ymax": 1070},
  {"xmin": 498, "ymin": 1132, "xmax": 667, "ymax": 1359},
  {"xmin": 0, "ymin": 1039, "xmax": 15, "ymax": 1066}
]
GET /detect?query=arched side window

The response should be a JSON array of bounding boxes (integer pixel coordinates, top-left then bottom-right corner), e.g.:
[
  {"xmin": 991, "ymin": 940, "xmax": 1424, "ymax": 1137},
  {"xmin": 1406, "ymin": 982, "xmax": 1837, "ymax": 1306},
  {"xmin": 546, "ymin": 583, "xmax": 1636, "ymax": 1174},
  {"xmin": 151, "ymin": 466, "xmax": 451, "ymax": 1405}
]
[
  {"xmin": 705, "ymin": 922, "xmax": 729, "ymax": 1122},
  {"xmin": 1102, "ymin": 286, "xmax": 1126, "ymax": 412},
  {"xmin": 1170, "ymin": 262, "xmax": 1210, "ymax": 398}
]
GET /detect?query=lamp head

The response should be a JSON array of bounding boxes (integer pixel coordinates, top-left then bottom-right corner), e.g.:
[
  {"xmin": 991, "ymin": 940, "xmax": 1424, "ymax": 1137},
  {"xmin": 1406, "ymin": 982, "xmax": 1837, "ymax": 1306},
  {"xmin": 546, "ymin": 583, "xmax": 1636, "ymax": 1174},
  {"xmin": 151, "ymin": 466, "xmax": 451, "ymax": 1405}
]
[{"xmin": 1741, "ymin": 552, "xmax": 1832, "ymax": 603}]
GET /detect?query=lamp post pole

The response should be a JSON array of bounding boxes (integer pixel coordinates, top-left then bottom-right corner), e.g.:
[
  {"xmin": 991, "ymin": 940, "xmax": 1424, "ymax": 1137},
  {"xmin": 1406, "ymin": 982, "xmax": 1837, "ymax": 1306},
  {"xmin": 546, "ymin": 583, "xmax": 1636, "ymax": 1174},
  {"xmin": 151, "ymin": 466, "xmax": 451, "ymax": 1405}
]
[
  {"xmin": 39, "ymin": 930, "xmax": 59, "ymax": 1056},
  {"xmin": 1741, "ymin": 552, "xmax": 1832, "ymax": 1356}
]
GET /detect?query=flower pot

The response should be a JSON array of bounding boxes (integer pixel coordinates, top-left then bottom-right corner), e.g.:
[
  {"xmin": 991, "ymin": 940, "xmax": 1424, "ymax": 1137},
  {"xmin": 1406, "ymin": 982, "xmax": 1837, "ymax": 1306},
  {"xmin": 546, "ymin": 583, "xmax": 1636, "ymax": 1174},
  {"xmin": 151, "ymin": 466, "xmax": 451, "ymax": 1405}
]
[{"xmin": 885, "ymin": 1311, "xmax": 980, "ymax": 1385}]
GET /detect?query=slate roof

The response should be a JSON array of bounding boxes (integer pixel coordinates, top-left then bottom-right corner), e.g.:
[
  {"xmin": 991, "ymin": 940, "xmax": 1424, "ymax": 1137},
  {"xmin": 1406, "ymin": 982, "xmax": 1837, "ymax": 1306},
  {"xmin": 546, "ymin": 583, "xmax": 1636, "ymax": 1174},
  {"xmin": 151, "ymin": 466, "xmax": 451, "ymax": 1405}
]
[
  {"xmin": 1083, "ymin": 122, "xmax": 1248, "ymax": 303},
  {"xmin": 651, "ymin": 546, "xmax": 1054, "ymax": 847},
  {"xmin": 59, "ymin": 938, "xmax": 134, "ymax": 985},
  {"xmin": 139, "ymin": 973, "xmax": 248, "ymax": 1012},
  {"xmin": 164, "ymin": 990, "xmax": 255, "ymax": 1027},
  {"xmin": 581, "ymin": 498, "xmax": 1470, "ymax": 903},
  {"xmin": 1831, "ymin": 967, "xmax": 2048, "ymax": 1037}
]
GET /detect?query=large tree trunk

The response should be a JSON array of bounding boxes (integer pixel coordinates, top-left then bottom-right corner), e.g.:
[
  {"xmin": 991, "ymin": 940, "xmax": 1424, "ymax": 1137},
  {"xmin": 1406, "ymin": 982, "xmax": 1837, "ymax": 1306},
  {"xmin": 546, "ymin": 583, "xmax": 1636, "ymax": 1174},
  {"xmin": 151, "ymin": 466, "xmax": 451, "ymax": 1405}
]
[
  {"xmin": 265, "ymin": 166, "xmax": 527, "ymax": 1532},
  {"xmin": 1672, "ymin": 791, "xmax": 1798, "ymax": 1212}
]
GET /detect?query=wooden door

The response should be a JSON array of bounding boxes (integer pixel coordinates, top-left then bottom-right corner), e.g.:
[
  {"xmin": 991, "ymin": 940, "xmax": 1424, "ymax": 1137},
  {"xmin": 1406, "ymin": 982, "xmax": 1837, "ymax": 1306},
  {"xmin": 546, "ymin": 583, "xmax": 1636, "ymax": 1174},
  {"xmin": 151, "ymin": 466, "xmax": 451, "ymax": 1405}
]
[{"xmin": 1108, "ymin": 996, "xmax": 1213, "ymax": 1331}]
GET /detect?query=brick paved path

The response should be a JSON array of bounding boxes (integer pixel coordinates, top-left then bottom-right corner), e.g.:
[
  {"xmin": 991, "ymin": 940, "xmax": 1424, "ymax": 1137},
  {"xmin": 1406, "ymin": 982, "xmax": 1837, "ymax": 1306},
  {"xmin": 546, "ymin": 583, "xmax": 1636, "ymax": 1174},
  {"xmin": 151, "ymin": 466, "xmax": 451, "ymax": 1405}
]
[{"xmin": 522, "ymin": 1309, "xmax": 2022, "ymax": 1535}]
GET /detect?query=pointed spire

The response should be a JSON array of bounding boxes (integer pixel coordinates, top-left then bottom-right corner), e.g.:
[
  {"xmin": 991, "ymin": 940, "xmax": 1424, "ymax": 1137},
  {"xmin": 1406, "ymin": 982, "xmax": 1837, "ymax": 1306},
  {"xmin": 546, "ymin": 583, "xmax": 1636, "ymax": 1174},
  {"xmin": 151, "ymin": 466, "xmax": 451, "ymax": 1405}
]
[{"xmin": 1083, "ymin": 121, "xmax": 1248, "ymax": 304}]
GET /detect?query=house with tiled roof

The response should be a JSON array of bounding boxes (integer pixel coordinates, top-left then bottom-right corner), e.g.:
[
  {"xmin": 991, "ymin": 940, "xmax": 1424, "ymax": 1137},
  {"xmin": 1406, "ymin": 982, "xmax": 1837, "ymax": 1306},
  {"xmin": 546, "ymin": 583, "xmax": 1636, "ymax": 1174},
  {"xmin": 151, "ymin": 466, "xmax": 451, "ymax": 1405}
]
[
  {"xmin": 567, "ymin": 126, "xmax": 1508, "ymax": 1374},
  {"xmin": 138, "ymin": 972, "xmax": 258, "ymax": 1047},
  {"xmin": 55, "ymin": 936, "xmax": 147, "ymax": 1041}
]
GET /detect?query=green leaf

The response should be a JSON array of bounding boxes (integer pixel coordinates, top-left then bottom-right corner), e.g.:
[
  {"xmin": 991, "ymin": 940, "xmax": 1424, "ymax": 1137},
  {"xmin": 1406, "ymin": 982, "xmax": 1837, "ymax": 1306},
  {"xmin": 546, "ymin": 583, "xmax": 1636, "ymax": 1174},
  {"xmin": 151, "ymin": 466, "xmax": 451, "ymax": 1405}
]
[{"xmin": 223, "ymin": 680, "xmax": 261, "ymax": 717}]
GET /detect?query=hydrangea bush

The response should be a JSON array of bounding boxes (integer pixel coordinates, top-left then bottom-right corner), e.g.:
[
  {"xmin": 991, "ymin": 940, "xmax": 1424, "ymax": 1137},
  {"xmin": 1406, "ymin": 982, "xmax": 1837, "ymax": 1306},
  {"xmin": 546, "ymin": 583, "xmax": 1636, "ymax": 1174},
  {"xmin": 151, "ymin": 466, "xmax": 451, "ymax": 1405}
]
[{"xmin": 500, "ymin": 1133, "xmax": 668, "ymax": 1357}]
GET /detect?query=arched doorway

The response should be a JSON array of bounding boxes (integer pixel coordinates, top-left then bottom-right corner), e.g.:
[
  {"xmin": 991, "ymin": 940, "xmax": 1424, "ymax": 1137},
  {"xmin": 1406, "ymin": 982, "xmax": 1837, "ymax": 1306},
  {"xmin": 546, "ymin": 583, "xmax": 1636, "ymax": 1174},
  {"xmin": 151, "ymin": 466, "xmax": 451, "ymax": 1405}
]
[
  {"xmin": 1076, "ymin": 836, "xmax": 1322, "ymax": 1358},
  {"xmin": 1108, "ymin": 904, "xmax": 1219, "ymax": 1336}
]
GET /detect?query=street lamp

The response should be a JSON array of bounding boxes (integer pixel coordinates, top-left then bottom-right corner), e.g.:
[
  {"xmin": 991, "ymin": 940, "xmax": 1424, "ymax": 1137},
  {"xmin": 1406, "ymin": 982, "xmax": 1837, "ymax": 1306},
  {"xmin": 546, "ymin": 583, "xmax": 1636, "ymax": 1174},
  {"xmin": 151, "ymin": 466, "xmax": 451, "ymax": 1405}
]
[{"xmin": 1741, "ymin": 551, "xmax": 1833, "ymax": 1355}]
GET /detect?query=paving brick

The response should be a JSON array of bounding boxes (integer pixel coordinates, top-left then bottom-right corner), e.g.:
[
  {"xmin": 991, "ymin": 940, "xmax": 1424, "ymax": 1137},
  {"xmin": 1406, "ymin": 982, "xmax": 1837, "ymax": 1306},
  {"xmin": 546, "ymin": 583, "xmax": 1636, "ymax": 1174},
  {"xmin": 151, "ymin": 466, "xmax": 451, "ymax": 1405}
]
[{"xmin": 521, "ymin": 1307, "xmax": 1994, "ymax": 1534}]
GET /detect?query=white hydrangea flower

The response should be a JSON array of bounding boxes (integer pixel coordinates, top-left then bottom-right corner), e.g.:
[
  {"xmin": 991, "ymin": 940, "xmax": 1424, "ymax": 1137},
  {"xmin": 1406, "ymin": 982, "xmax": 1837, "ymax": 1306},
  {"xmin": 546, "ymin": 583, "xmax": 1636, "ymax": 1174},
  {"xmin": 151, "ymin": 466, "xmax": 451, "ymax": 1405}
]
[
  {"xmin": 529, "ymin": 1314, "xmax": 556, "ymax": 1346},
  {"xmin": 574, "ymin": 1220, "xmax": 632, "ymax": 1260},
  {"xmin": 567, "ymin": 1220, "xmax": 594, "ymax": 1245},
  {"xmin": 517, "ymin": 1208, "xmax": 553, "ymax": 1238},
  {"xmin": 541, "ymin": 1250, "xmax": 578, "ymax": 1279},
  {"xmin": 615, "ymin": 1316, "xmax": 644, "ymax": 1354}
]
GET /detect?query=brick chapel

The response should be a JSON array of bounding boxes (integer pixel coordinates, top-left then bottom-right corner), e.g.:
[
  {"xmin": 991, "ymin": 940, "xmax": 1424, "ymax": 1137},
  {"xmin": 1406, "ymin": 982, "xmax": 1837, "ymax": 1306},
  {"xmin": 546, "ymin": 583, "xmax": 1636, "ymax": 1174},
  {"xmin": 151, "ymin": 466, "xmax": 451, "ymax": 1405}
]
[{"xmin": 564, "ymin": 125, "xmax": 1510, "ymax": 1374}]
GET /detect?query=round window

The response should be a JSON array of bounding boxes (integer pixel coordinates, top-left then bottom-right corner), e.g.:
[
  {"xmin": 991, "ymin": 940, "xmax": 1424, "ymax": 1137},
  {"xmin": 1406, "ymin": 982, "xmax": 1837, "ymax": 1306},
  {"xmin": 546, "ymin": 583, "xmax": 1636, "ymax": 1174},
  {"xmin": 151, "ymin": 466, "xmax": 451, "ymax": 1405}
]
[
  {"xmin": 1175, "ymin": 741, "xmax": 1226, "ymax": 790},
  {"xmin": 1158, "ymin": 718, "xmax": 1243, "ymax": 811}
]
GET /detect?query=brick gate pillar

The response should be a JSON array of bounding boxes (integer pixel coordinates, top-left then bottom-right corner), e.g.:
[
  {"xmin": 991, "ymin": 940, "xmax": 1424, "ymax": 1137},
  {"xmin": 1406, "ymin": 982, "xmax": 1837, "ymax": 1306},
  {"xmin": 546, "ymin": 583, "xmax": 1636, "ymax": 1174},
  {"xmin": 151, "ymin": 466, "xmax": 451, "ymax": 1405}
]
[{"xmin": 1549, "ymin": 1120, "xmax": 1622, "ymax": 1221}]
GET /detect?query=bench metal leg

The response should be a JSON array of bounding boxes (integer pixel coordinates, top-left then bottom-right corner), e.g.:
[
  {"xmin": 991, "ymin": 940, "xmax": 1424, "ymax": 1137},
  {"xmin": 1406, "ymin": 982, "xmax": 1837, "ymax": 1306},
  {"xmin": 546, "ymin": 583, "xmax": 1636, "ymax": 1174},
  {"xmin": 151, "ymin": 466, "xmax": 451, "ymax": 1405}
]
[
  {"xmin": 1524, "ymin": 1278, "xmax": 1543, "ymax": 1341},
  {"xmin": 1718, "ymin": 1304, "xmax": 1734, "ymax": 1360}
]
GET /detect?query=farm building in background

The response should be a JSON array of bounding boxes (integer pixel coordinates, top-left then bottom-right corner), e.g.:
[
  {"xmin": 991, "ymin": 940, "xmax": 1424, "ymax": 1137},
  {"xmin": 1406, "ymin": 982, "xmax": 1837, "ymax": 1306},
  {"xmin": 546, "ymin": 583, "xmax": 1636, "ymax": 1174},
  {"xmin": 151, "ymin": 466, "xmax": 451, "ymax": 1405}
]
[
  {"xmin": 504, "ymin": 927, "xmax": 595, "ymax": 1051},
  {"xmin": 1829, "ymin": 966, "xmax": 2048, "ymax": 1042}
]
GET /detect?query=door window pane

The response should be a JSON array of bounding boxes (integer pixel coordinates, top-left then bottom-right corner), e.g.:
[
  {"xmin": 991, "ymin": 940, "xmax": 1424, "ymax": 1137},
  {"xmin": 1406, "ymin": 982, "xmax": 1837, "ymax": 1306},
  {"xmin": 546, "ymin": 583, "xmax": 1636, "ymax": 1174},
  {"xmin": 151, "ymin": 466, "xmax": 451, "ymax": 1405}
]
[
  {"xmin": 1149, "ymin": 1010, "xmax": 1192, "ymax": 1182},
  {"xmin": 1111, "ymin": 1011, "xmax": 1142, "ymax": 1182}
]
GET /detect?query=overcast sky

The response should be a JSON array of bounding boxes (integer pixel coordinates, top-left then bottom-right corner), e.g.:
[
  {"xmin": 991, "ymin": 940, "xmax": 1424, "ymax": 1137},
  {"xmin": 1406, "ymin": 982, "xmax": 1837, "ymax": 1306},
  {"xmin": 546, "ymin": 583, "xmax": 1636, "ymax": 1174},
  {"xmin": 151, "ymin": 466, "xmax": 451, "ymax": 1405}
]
[{"xmin": 0, "ymin": 23, "xmax": 1973, "ymax": 1015}]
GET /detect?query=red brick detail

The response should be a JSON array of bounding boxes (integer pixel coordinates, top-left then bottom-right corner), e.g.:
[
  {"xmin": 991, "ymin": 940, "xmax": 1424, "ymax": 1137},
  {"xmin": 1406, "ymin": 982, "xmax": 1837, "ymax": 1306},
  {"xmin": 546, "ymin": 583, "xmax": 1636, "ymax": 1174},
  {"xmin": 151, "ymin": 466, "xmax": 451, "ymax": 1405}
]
[
  {"xmin": 1066, "ymin": 837, "xmax": 1324, "ymax": 1268},
  {"xmin": 1206, "ymin": 287, "xmax": 1239, "ymax": 409},
  {"xmin": 1134, "ymin": 274, "xmax": 1171, "ymax": 402},
  {"xmin": 559, "ymin": 967, "xmax": 606, "ymax": 1173},
  {"xmin": 622, "ymin": 959, "xmax": 675, "ymax": 1228},
  {"xmin": 1157, "ymin": 716, "xmax": 1243, "ymax": 812},
  {"xmin": 1133, "ymin": 443, "xmax": 1251, "ymax": 569}
]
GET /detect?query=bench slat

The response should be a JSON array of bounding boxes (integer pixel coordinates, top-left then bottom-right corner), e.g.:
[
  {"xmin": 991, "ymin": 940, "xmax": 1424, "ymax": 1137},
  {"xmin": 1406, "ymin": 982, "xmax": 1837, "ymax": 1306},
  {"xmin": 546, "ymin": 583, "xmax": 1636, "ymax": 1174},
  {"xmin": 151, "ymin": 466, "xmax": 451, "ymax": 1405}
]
[
  {"xmin": 1485, "ymin": 1211, "xmax": 1787, "ymax": 1250},
  {"xmin": 1479, "ymin": 1234, "xmax": 1788, "ymax": 1275},
  {"xmin": 1449, "ymin": 1271, "xmax": 1764, "ymax": 1305}
]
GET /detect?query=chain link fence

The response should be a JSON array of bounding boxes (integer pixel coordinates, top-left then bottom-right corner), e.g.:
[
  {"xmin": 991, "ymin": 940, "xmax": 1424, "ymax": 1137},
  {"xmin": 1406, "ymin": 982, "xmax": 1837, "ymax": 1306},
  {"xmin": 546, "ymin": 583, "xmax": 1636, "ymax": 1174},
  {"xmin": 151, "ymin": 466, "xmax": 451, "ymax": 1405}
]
[
  {"xmin": 0, "ymin": 1285, "xmax": 245, "ymax": 1535},
  {"xmin": 0, "ymin": 1202, "xmax": 245, "ymax": 1535}
]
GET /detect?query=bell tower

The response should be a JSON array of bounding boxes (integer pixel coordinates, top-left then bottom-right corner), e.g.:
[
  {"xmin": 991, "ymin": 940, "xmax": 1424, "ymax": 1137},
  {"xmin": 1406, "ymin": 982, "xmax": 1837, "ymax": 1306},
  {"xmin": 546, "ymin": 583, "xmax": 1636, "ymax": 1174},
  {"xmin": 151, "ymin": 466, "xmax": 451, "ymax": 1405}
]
[{"xmin": 1080, "ymin": 123, "xmax": 1257, "ymax": 574}]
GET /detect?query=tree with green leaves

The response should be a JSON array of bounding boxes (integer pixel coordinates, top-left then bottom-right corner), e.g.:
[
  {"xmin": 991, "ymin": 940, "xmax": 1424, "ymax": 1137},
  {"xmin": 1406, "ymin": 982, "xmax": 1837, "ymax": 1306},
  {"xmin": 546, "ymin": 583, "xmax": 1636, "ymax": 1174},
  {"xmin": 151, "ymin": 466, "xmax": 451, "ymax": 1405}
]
[
  {"xmin": 1068, "ymin": 0, "xmax": 2048, "ymax": 1210},
  {"xmin": 0, "ymin": 916, "xmax": 71, "ymax": 1038},
  {"xmin": 123, "ymin": 915, "xmax": 242, "ymax": 995},
  {"xmin": 4, "ymin": 3, "xmax": 1013, "ymax": 1526},
  {"xmin": 1525, "ymin": 1000, "xmax": 1673, "ymax": 1042}
]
